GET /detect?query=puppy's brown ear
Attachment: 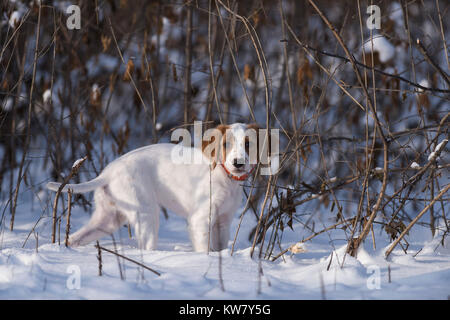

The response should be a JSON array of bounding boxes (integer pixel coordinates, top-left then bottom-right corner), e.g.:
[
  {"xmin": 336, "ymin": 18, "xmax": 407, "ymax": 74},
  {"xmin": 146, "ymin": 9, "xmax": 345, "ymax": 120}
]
[
  {"xmin": 246, "ymin": 123, "xmax": 261, "ymax": 130},
  {"xmin": 202, "ymin": 124, "xmax": 228, "ymax": 169},
  {"xmin": 216, "ymin": 124, "xmax": 229, "ymax": 135},
  {"xmin": 202, "ymin": 136, "xmax": 218, "ymax": 169}
]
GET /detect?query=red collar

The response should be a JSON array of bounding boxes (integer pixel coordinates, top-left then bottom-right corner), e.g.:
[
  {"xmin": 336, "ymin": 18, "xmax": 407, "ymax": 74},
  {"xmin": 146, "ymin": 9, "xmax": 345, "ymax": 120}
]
[{"xmin": 220, "ymin": 163, "xmax": 255, "ymax": 181}]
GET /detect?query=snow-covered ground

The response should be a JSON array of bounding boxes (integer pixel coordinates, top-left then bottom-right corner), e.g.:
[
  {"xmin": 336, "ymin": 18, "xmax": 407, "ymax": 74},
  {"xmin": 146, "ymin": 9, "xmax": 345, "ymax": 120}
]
[{"xmin": 1, "ymin": 197, "xmax": 449, "ymax": 300}]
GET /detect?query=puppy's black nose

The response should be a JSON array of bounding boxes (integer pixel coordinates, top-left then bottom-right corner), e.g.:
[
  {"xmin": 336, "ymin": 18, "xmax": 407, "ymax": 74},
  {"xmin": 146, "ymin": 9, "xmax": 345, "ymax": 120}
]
[{"xmin": 233, "ymin": 159, "xmax": 244, "ymax": 168}]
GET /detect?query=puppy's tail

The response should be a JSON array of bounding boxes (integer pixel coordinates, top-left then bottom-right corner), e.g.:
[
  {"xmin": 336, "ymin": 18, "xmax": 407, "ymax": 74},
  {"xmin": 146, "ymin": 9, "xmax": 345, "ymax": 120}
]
[{"xmin": 46, "ymin": 175, "xmax": 108, "ymax": 194}]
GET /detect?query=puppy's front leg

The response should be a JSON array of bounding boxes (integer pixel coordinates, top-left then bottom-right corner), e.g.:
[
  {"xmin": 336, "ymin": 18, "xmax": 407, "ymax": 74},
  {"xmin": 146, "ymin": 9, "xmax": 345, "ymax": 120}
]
[
  {"xmin": 188, "ymin": 208, "xmax": 217, "ymax": 253},
  {"xmin": 133, "ymin": 211, "xmax": 159, "ymax": 250},
  {"xmin": 211, "ymin": 213, "xmax": 232, "ymax": 251}
]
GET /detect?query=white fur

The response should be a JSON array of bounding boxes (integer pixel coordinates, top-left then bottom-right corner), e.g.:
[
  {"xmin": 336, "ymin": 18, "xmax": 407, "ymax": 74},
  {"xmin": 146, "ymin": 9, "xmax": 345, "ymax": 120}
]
[{"xmin": 47, "ymin": 123, "xmax": 254, "ymax": 252}]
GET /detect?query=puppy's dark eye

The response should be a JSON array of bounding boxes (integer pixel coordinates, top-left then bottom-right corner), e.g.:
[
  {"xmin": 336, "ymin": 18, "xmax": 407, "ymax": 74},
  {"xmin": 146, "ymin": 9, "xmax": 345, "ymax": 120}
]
[{"xmin": 245, "ymin": 141, "xmax": 250, "ymax": 148}]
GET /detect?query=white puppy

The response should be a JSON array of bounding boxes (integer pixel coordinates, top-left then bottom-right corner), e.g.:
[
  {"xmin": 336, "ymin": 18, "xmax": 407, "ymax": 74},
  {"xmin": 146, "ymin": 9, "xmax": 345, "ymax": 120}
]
[{"xmin": 47, "ymin": 123, "xmax": 260, "ymax": 252}]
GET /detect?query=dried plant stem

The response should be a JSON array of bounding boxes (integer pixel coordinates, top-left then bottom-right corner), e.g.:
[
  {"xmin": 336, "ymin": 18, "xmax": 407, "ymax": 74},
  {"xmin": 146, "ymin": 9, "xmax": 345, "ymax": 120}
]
[
  {"xmin": 221, "ymin": 0, "xmax": 271, "ymax": 118},
  {"xmin": 306, "ymin": 0, "xmax": 389, "ymax": 256},
  {"xmin": 107, "ymin": 17, "xmax": 150, "ymax": 122},
  {"xmin": 250, "ymin": 176, "xmax": 273, "ymax": 258},
  {"xmin": 215, "ymin": 0, "xmax": 258, "ymax": 121},
  {"xmin": 385, "ymin": 183, "xmax": 450, "ymax": 258},
  {"xmin": 184, "ymin": 0, "xmax": 193, "ymax": 123},
  {"xmin": 51, "ymin": 156, "xmax": 87, "ymax": 243},
  {"xmin": 230, "ymin": 182, "xmax": 257, "ymax": 255},
  {"xmin": 435, "ymin": 0, "xmax": 449, "ymax": 70},
  {"xmin": 206, "ymin": 0, "xmax": 224, "ymax": 123},
  {"xmin": 98, "ymin": 245, "xmax": 161, "ymax": 276},
  {"xmin": 288, "ymin": 42, "xmax": 449, "ymax": 94},
  {"xmin": 96, "ymin": 241, "xmax": 102, "ymax": 276},
  {"xmin": 10, "ymin": 4, "xmax": 41, "ymax": 231},
  {"xmin": 415, "ymin": 38, "xmax": 450, "ymax": 87},
  {"xmin": 65, "ymin": 189, "xmax": 72, "ymax": 247},
  {"xmin": 271, "ymin": 218, "xmax": 354, "ymax": 261}
]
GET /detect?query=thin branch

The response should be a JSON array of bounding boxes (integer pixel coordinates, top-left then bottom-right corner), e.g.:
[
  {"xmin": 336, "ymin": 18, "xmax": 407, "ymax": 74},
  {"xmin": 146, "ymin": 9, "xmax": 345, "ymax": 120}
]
[
  {"xmin": 65, "ymin": 189, "xmax": 72, "ymax": 247},
  {"xmin": 415, "ymin": 38, "xmax": 450, "ymax": 87},
  {"xmin": 98, "ymin": 245, "xmax": 161, "ymax": 276},
  {"xmin": 184, "ymin": 0, "xmax": 193, "ymax": 123},
  {"xmin": 385, "ymin": 183, "xmax": 450, "ymax": 258},
  {"xmin": 10, "ymin": 4, "xmax": 42, "ymax": 231},
  {"xmin": 287, "ymin": 41, "xmax": 450, "ymax": 94},
  {"xmin": 51, "ymin": 156, "xmax": 87, "ymax": 243}
]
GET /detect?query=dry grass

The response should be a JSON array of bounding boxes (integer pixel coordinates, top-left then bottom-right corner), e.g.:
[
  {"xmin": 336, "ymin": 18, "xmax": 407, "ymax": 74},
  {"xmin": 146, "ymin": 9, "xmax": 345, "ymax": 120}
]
[{"xmin": 0, "ymin": 0, "xmax": 448, "ymax": 265}]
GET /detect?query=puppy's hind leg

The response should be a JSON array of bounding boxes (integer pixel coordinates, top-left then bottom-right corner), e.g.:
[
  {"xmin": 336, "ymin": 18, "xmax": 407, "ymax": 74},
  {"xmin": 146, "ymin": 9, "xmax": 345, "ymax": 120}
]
[
  {"xmin": 127, "ymin": 189, "xmax": 160, "ymax": 250},
  {"xmin": 112, "ymin": 181, "xmax": 161, "ymax": 251},
  {"xmin": 68, "ymin": 188, "xmax": 126, "ymax": 247},
  {"xmin": 129, "ymin": 206, "xmax": 160, "ymax": 251}
]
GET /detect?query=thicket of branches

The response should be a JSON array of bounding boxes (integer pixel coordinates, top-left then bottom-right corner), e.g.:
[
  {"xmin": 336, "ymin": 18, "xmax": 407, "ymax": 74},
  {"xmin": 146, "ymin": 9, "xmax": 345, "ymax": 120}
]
[{"xmin": 0, "ymin": 0, "xmax": 448, "ymax": 261}]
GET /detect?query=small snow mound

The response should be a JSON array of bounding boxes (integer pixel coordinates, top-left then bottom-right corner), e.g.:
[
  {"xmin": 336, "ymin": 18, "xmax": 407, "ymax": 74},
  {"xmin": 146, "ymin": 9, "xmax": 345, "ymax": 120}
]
[
  {"xmin": 355, "ymin": 247, "xmax": 379, "ymax": 266},
  {"xmin": 373, "ymin": 167, "xmax": 384, "ymax": 173},
  {"xmin": 15, "ymin": 252, "xmax": 38, "ymax": 266},
  {"xmin": 411, "ymin": 162, "xmax": 420, "ymax": 169},
  {"xmin": 391, "ymin": 253, "xmax": 416, "ymax": 265},
  {"xmin": 320, "ymin": 246, "xmax": 369, "ymax": 288},
  {"xmin": 363, "ymin": 36, "xmax": 395, "ymax": 63},
  {"xmin": 9, "ymin": 11, "xmax": 22, "ymax": 28},
  {"xmin": 43, "ymin": 89, "xmax": 51, "ymax": 103},
  {"xmin": 427, "ymin": 140, "xmax": 447, "ymax": 162},
  {"xmin": 2, "ymin": 98, "xmax": 14, "ymax": 111},
  {"xmin": 422, "ymin": 221, "xmax": 450, "ymax": 255},
  {"xmin": 428, "ymin": 152, "xmax": 436, "ymax": 161},
  {"xmin": 91, "ymin": 83, "xmax": 101, "ymax": 100},
  {"xmin": 322, "ymin": 245, "xmax": 359, "ymax": 268},
  {"xmin": 418, "ymin": 79, "xmax": 429, "ymax": 92},
  {"xmin": 72, "ymin": 158, "xmax": 85, "ymax": 168},
  {"xmin": 0, "ymin": 266, "xmax": 13, "ymax": 283},
  {"xmin": 434, "ymin": 139, "xmax": 448, "ymax": 153}
]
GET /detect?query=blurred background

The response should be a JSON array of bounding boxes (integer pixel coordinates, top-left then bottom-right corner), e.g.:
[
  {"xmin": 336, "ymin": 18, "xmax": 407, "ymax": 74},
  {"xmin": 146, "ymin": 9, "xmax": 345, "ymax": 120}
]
[{"xmin": 0, "ymin": 0, "xmax": 448, "ymax": 257}]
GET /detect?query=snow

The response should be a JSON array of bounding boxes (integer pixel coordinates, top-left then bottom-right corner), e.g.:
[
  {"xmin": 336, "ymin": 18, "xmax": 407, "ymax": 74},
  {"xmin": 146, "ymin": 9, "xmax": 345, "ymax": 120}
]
[
  {"xmin": 418, "ymin": 79, "xmax": 429, "ymax": 92},
  {"xmin": 72, "ymin": 158, "xmax": 85, "ymax": 168},
  {"xmin": 1, "ymin": 201, "xmax": 449, "ymax": 300},
  {"xmin": 363, "ymin": 36, "xmax": 395, "ymax": 63},
  {"xmin": 428, "ymin": 139, "xmax": 448, "ymax": 161},
  {"xmin": 43, "ymin": 89, "xmax": 51, "ymax": 103},
  {"xmin": 427, "ymin": 140, "xmax": 446, "ymax": 162},
  {"xmin": 1, "ymin": 0, "xmax": 449, "ymax": 301},
  {"xmin": 428, "ymin": 152, "xmax": 436, "ymax": 161},
  {"xmin": 9, "ymin": 11, "xmax": 22, "ymax": 28},
  {"xmin": 1, "ymin": 98, "xmax": 13, "ymax": 111},
  {"xmin": 91, "ymin": 83, "xmax": 100, "ymax": 99},
  {"xmin": 434, "ymin": 139, "xmax": 447, "ymax": 153},
  {"xmin": 373, "ymin": 167, "xmax": 383, "ymax": 173},
  {"xmin": 411, "ymin": 162, "xmax": 420, "ymax": 169}
]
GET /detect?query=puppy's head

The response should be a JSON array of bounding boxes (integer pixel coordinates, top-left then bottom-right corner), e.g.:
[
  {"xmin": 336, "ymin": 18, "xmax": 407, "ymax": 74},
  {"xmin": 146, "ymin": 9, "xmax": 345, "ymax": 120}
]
[{"xmin": 202, "ymin": 123, "xmax": 260, "ymax": 178}]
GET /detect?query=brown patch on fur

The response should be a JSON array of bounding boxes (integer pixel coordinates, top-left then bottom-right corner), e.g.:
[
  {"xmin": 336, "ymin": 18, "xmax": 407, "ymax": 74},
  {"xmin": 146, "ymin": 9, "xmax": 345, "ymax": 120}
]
[
  {"xmin": 246, "ymin": 123, "xmax": 260, "ymax": 131},
  {"xmin": 202, "ymin": 124, "xmax": 229, "ymax": 169}
]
